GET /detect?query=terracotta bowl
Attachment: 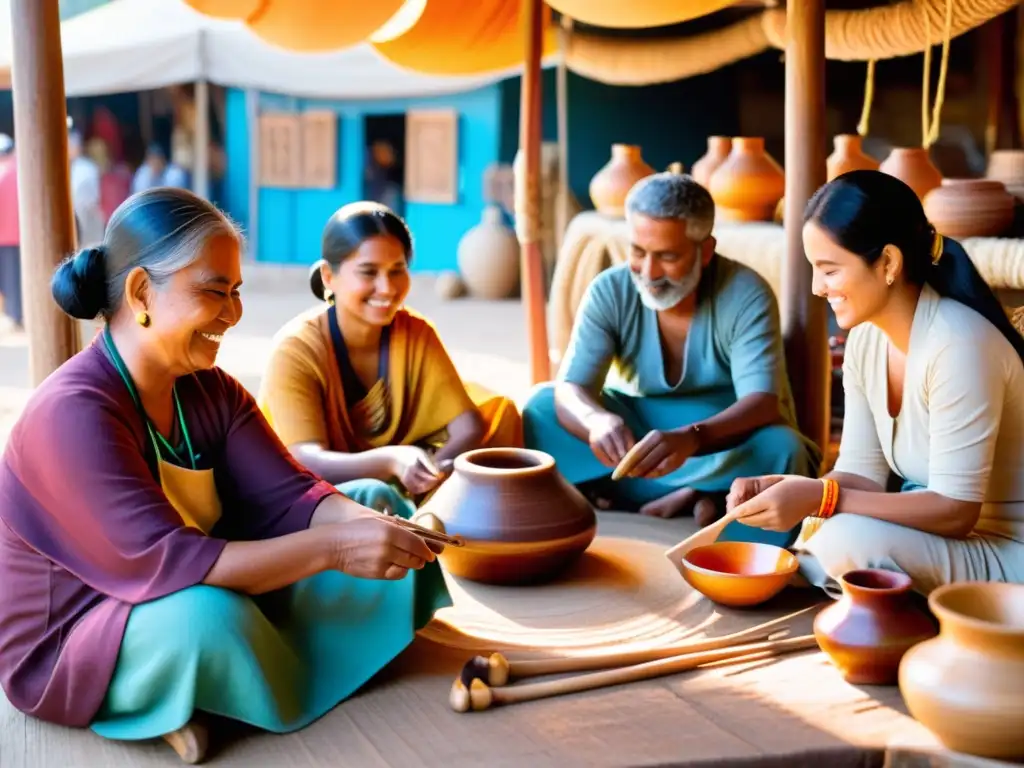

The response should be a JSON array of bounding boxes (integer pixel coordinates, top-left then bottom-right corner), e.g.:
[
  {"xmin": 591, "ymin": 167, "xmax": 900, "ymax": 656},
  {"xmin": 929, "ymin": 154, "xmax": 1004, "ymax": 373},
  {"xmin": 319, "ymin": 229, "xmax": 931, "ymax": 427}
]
[{"xmin": 679, "ymin": 541, "xmax": 798, "ymax": 608}]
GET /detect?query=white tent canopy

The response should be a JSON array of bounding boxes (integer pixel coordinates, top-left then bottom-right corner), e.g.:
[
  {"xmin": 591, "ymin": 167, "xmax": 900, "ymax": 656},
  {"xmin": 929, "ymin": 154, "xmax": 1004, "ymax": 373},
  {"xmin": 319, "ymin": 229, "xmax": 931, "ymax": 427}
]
[{"xmin": 0, "ymin": 0, "xmax": 541, "ymax": 99}]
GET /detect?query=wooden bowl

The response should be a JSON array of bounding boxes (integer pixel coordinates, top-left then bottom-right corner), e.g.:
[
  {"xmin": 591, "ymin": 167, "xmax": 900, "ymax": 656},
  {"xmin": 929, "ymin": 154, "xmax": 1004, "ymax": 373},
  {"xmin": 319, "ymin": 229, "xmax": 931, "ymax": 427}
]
[{"xmin": 679, "ymin": 541, "xmax": 798, "ymax": 608}]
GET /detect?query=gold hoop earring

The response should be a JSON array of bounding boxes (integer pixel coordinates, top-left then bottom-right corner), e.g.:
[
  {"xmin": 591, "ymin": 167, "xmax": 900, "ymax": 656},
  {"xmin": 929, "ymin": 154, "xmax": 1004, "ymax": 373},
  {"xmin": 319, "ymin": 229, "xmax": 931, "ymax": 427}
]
[{"xmin": 136, "ymin": 311, "xmax": 151, "ymax": 328}]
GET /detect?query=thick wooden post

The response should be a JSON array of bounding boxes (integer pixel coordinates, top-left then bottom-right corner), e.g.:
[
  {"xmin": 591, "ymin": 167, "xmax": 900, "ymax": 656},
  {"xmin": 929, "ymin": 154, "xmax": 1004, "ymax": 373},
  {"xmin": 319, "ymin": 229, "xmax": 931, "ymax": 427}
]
[
  {"xmin": 10, "ymin": 0, "xmax": 80, "ymax": 385},
  {"xmin": 518, "ymin": 0, "xmax": 550, "ymax": 384},
  {"xmin": 782, "ymin": 0, "xmax": 830, "ymax": 456}
]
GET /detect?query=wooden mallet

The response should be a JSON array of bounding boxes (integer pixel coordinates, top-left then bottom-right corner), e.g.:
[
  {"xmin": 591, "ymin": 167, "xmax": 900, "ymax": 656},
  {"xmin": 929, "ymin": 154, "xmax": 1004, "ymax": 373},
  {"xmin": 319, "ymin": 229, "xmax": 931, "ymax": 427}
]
[
  {"xmin": 457, "ymin": 604, "xmax": 821, "ymax": 685},
  {"xmin": 449, "ymin": 633, "xmax": 819, "ymax": 712}
]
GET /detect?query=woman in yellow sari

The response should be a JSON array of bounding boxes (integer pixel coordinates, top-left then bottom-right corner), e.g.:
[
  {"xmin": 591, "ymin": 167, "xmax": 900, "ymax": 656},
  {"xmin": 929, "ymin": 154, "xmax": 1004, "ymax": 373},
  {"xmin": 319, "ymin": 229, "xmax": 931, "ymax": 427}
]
[{"xmin": 259, "ymin": 201, "xmax": 522, "ymax": 504}]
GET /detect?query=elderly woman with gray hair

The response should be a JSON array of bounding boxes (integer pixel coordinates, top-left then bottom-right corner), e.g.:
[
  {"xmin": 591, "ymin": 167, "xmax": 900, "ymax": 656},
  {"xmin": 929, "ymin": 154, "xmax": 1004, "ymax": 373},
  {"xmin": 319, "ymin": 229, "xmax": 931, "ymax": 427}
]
[{"xmin": 523, "ymin": 172, "xmax": 819, "ymax": 542}]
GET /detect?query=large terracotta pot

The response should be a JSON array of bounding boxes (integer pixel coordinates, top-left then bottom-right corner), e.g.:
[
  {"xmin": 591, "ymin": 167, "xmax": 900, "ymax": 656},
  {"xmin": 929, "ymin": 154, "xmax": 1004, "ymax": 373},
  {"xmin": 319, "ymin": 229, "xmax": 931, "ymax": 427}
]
[
  {"xmin": 878, "ymin": 147, "xmax": 943, "ymax": 200},
  {"xmin": 414, "ymin": 448, "xmax": 597, "ymax": 585},
  {"xmin": 899, "ymin": 582, "xmax": 1024, "ymax": 761},
  {"xmin": 589, "ymin": 144, "xmax": 655, "ymax": 218},
  {"xmin": 456, "ymin": 205, "xmax": 520, "ymax": 300},
  {"xmin": 985, "ymin": 149, "xmax": 1024, "ymax": 203},
  {"xmin": 923, "ymin": 179, "xmax": 1015, "ymax": 239},
  {"xmin": 813, "ymin": 569, "xmax": 937, "ymax": 685},
  {"xmin": 708, "ymin": 137, "xmax": 785, "ymax": 222},
  {"xmin": 827, "ymin": 134, "xmax": 880, "ymax": 181},
  {"xmin": 691, "ymin": 136, "xmax": 732, "ymax": 188}
]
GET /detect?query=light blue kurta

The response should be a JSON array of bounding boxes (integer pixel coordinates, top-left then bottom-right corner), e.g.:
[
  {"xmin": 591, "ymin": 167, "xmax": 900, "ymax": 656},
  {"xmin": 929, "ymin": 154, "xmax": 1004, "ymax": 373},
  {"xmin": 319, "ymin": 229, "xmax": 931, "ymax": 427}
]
[
  {"xmin": 524, "ymin": 258, "xmax": 820, "ymax": 547},
  {"xmin": 89, "ymin": 479, "xmax": 450, "ymax": 740}
]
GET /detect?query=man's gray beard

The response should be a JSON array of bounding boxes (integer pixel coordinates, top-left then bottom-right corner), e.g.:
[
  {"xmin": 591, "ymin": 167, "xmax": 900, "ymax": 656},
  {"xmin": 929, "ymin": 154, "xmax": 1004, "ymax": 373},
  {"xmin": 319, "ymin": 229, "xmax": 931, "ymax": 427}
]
[{"xmin": 630, "ymin": 256, "xmax": 702, "ymax": 311}]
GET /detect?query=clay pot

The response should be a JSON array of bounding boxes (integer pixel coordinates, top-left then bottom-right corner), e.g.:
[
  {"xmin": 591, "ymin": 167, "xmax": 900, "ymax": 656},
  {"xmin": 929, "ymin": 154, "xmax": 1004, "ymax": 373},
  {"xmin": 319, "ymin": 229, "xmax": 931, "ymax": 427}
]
[
  {"xmin": 414, "ymin": 447, "xmax": 597, "ymax": 585},
  {"xmin": 878, "ymin": 147, "xmax": 943, "ymax": 200},
  {"xmin": 826, "ymin": 134, "xmax": 880, "ymax": 181},
  {"xmin": 708, "ymin": 137, "xmax": 785, "ymax": 222},
  {"xmin": 985, "ymin": 149, "xmax": 1024, "ymax": 203},
  {"xmin": 589, "ymin": 144, "xmax": 655, "ymax": 218},
  {"xmin": 898, "ymin": 582, "xmax": 1024, "ymax": 761},
  {"xmin": 813, "ymin": 569, "xmax": 937, "ymax": 685},
  {"xmin": 923, "ymin": 179, "xmax": 1015, "ymax": 239},
  {"xmin": 691, "ymin": 136, "xmax": 732, "ymax": 188},
  {"xmin": 456, "ymin": 205, "xmax": 520, "ymax": 300}
]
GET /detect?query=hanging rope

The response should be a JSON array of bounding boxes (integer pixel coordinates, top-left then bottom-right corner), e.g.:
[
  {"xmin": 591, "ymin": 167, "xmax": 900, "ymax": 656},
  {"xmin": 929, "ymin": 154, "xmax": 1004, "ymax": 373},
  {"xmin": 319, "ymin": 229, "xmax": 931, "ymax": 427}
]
[
  {"xmin": 920, "ymin": 0, "xmax": 955, "ymax": 148},
  {"xmin": 857, "ymin": 60, "xmax": 876, "ymax": 136}
]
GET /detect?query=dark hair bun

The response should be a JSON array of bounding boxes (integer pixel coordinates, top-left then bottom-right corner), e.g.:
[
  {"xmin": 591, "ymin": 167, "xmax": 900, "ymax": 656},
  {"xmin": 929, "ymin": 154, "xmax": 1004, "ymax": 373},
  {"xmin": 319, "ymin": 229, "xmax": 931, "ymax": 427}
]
[
  {"xmin": 51, "ymin": 246, "xmax": 108, "ymax": 319},
  {"xmin": 309, "ymin": 259, "xmax": 327, "ymax": 302}
]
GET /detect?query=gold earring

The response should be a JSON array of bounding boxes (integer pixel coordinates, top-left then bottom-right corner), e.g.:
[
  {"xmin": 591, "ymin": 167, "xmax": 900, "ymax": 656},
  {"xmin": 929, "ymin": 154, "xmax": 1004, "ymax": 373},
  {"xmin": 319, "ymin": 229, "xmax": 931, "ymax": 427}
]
[{"xmin": 136, "ymin": 311, "xmax": 150, "ymax": 328}]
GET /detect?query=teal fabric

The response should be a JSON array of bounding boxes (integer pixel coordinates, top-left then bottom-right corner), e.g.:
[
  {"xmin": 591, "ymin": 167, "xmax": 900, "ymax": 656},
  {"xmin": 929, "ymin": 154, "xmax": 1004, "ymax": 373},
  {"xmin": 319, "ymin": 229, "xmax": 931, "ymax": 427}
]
[
  {"xmin": 89, "ymin": 478, "xmax": 452, "ymax": 741},
  {"xmin": 526, "ymin": 258, "xmax": 820, "ymax": 549}
]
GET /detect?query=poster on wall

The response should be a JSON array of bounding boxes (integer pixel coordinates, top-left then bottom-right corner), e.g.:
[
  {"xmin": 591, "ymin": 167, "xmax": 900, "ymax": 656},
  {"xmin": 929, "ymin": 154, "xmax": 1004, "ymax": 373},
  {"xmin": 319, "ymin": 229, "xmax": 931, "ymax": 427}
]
[
  {"xmin": 258, "ymin": 113, "xmax": 302, "ymax": 188},
  {"xmin": 404, "ymin": 109, "xmax": 459, "ymax": 204},
  {"xmin": 301, "ymin": 111, "xmax": 338, "ymax": 189}
]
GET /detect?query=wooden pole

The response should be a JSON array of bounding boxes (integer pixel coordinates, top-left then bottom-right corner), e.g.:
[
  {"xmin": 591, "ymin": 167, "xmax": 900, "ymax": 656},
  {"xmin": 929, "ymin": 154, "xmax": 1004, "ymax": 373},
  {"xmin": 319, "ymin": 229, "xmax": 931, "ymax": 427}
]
[
  {"xmin": 10, "ymin": 0, "xmax": 80, "ymax": 385},
  {"xmin": 193, "ymin": 79, "xmax": 211, "ymax": 199},
  {"xmin": 782, "ymin": 0, "xmax": 829, "ymax": 457},
  {"xmin": 518, "ymin": 0, "xmax": 550, "ymax": 384}
]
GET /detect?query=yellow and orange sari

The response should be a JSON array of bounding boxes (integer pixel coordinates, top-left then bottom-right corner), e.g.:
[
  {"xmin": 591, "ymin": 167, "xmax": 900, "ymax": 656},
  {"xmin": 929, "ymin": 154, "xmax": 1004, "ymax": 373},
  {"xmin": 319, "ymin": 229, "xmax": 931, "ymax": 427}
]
[{"xmin": 257, "ymin": 304, "xmax": 522, "ymax": 454}]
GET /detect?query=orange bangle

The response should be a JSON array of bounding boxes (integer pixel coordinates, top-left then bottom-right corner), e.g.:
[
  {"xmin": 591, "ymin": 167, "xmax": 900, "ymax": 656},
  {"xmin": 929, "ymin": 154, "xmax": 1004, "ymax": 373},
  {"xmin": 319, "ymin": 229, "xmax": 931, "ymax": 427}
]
[{"xmin": 815, "ymin": 478, "xmax": 840, "ymax": 519}]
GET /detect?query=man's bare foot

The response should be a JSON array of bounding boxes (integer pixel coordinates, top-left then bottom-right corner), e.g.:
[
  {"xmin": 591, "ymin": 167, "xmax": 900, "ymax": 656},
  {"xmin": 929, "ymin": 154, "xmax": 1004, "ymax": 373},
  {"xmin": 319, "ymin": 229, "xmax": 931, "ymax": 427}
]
[
  {"xmin": 639, "ymin": 487, "xmax": 700, "ymax": 518},
  {"xmin": 693, "ymin": 493, "xmax": 726, "ymax": 528},
  {"xmin": 162, "ymin": 720, "xmax": 208, "ymax": 764}
]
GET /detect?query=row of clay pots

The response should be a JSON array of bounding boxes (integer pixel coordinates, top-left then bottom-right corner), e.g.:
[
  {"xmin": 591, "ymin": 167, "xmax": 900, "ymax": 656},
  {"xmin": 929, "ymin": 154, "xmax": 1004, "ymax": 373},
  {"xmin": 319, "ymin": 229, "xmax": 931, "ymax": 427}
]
[{"xmin": 813, "ymin": 570, "xmax": 1024, "ymax": 761}]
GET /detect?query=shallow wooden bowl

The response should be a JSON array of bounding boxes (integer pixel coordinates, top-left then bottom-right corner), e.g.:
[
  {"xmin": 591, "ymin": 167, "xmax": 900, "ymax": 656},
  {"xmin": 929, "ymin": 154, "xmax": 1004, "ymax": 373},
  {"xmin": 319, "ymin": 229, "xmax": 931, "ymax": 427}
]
[{"xmin": 679, "ymin": 541, "xmax": 798, "ymax": 608}]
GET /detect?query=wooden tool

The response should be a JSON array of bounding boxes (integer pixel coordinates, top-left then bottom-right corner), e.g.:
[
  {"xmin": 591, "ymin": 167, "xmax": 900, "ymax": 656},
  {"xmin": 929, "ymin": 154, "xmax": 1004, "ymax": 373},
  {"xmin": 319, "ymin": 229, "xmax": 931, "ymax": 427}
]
[
  {"xmin": 663, "ymin": 508, "xmax": 742, "ymax": 570},
  {"xmin": 449, "ymin": 634, "xmax": 819, "ymax": 712},
  {"xmin": 458, "ymin": 604, "xmax": 821, "ymax": 686},
  {"xmin": 610, "ymin": 441, "xmax": 646, "ymax": 481},
  {"xmin": 385, "ymin": 515, "xmax": 465, "ymax": 548}
]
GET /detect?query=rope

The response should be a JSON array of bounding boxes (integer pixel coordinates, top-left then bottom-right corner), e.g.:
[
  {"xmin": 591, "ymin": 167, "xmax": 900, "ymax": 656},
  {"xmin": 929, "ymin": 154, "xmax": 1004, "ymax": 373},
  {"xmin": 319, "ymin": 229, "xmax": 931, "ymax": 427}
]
[
  {"xmin": 919, "ymin": 0, "xmax": 954, "ymax": 148},
  {"xmin": 922, "ymin": 7, "xmax": 932, "ymax": 146},
  {"xmin": 857, "ymin": 60, "xmax": 876, "ymax": 136}
]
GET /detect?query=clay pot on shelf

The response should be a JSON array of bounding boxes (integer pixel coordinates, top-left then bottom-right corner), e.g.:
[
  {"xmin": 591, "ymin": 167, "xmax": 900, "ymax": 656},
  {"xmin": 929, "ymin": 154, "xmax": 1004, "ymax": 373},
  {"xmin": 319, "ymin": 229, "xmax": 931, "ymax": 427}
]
[
  {"xmin": 899, "ymin": 582, "xmax": 1024, "ymax": 761},
  {"xmin": 413, "ymin": 448, "xmax": 597, "ymax": 585},
  {"xmin": 691, "ymin": 136, "xmax": 732, "ymax": 188},
  {"xmin": 456, "ymin": 205, "xmax": 520, "ymax": 300},
  {"xmin": 708, "ymin": 137, "xmax": 785, "ymax": 222},
  {"xmin": 923, "ymin": 179, "xmax": 1015, "ymax": 239},
  {"xmin": 589, "ymin": 144, "xmax": 655, "ymax": 218},
  {"xmin": 985, "ymin": 149, "xmax": 1024, "ymax": 203},
  {"xmin": 812, "ymin": 569, "xmax": 937, "ymax": 685},
  {"xmin": 826, "ymin": 134, "xmax": 880, "ymax": 181},
  {"xmin": 878, "ymin": 147, "xmax": 943, "ymax": 200}
]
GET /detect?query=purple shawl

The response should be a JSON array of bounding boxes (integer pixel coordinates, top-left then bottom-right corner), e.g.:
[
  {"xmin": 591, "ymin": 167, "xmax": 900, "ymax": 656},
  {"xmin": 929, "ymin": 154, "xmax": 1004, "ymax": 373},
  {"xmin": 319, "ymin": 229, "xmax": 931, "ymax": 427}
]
[{"xmin": 0, "ymin": 340, "xmax": 337, "ymax": 727}]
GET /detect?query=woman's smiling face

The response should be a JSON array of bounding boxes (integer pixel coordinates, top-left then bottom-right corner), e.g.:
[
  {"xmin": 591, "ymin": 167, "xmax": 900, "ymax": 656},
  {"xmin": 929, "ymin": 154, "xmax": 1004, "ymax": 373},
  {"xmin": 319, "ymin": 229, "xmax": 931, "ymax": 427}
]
[{"xmin": 803, "ymin": 220, "xmax": 892, "ymax": 330}]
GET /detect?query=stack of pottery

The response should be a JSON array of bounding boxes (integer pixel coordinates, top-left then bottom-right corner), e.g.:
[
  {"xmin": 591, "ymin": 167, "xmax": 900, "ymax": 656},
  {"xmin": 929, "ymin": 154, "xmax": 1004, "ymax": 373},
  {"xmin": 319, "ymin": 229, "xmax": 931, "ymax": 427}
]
[
  {"xmin": 826, "ymin": 134, "xmax": 880, "ymax": 181},
  {"xmin": 812, "ymin": 569, "xmax": 936, "ymax": 685},
  {"xmin": 899, "ymin": 582, "xmax": 1024, "ymax": 761},
  {"xmin": 878, "ymin": 147, "xmax": 943, "ymax": 200},
  {"xmin": 456, "ymin": 205, "xmax": 520, "ymax": 300},
  {"xmin": 589, "ymin": 144, "xmax": 656, "ymax": 218},
  {"xmin": 923, "ymin": 179, "xmax": 1015, "ymax": 239},
  {"xmin": 690, "ymin": 136, "xmax": 732, "ymax": 188},
  {"xmin": 708, "ymin": 137, "xmax": 785, "ymax": 222},
  {"xmin": 985, "ymin": 149, "xmax": 1024, "ymax": 203},
  {"xmin": 413, "ymin": 448, "xmax": 597, "ymax": 585}
]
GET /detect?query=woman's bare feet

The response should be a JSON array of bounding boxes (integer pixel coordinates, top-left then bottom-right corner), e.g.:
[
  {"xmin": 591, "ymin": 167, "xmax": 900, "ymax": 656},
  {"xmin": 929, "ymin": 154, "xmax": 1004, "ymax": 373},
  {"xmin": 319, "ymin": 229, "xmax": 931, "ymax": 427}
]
[
  {"xmin": 162, "ymin": 720, "xmax": 208, "ymax": 764},
  {"xmin": 638, "ymin": 487, "xmax": 700, "ymax": 518}
]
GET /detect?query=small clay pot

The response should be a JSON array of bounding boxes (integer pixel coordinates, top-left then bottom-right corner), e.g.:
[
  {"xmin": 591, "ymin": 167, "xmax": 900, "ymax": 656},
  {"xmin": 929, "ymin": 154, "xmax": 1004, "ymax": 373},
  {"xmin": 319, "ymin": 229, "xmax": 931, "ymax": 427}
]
[
  {"xmin": 923, "ymin": 179, "xmax": 1015, "ymax": 239},
  {"xmin": 415, "ymin": 448, "xmax": 597, "ymax": 585},
  {"xmin": 827, "ymin": 134, "xmax": 880, "ymax": 181},
  {"xmin": 878, "ymin": 147, "xmax": 943, "ymax": 200},
  {"xmin": 457, "ymin": 205, "xmax": 520, "ymax": 300},
  {"xmin": 691, "ymin": 136, "xmax": 732, "ymax": 188},
  {"xmin": 813, "ymin": 569, "xmax": 937, "ymax": 685},
  {"xmin": 708, "ymin": 137, "xmax": 785, "ymax": 222},
  {"xmin": 985, "ymin": 149, "xmax": 1024, "ymax": 203},
  {"xmin": 899, "ymin": 582, "xmax": 1024, "ymax": 760},
  {"xmin": 589, "ymin": 144, "xmax": 655, "ymax": 218}
]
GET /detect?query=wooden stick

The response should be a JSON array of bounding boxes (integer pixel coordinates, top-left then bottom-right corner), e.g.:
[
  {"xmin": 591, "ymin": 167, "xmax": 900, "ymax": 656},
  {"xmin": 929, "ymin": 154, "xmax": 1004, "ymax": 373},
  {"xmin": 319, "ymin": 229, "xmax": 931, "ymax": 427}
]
[
  {"xmin": 460, "ymin": 604, "xmax": 821, "ymax": 685},
  {"xmin": 449, "ymin": 634, "xmax": 819, "ymax": 712},
  {"xmin": 385, "ymin": 516, "xmax": 465, "ymax": 548},
  {"xmin": 663, "ymin": 509, "xmax": 741, "ymax": 572}
]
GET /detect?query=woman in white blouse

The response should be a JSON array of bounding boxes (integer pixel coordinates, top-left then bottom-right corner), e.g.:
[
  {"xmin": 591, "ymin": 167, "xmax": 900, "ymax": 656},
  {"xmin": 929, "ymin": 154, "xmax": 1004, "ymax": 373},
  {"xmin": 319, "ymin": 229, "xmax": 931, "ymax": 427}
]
[{"xmin": 727, "ymin": 170, "xmax": 1024, "ymax": 596}]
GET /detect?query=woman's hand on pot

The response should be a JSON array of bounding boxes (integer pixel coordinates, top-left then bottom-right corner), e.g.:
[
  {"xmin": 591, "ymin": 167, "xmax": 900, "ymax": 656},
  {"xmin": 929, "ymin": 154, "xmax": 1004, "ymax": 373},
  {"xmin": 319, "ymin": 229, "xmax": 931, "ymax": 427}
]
[
  {"xmin": 386, "ymin": 446, "xmax": 444, "ymax": 495},
  {"xmin": 329, "ymin": 514, "xmax": 438, "ymax": 580},
  {"xmin": 729, "ymin": 476, "xmax": 823, "ymax": 532}
]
